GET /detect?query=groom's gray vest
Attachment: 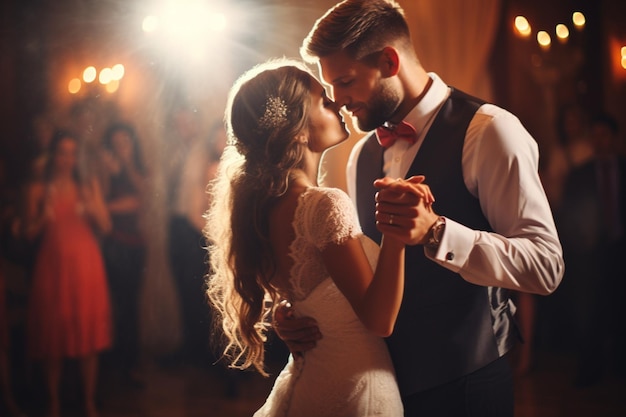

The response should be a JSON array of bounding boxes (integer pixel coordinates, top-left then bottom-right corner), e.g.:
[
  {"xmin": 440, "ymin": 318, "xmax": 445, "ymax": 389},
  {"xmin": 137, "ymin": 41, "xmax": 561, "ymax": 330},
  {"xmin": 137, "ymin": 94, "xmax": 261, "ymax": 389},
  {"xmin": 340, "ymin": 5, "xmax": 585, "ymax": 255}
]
[{"xmin": 356, "ymin": 88, "xmax": 519, "ymax": 396}]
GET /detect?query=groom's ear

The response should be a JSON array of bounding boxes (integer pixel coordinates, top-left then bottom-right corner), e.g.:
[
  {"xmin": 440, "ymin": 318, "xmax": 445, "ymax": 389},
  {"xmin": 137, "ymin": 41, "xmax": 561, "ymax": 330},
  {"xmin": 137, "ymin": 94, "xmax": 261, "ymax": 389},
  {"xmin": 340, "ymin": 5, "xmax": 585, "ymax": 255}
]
[{"xmin": 379, "ymin": 46, "xmax": 400, "ymax": 77}]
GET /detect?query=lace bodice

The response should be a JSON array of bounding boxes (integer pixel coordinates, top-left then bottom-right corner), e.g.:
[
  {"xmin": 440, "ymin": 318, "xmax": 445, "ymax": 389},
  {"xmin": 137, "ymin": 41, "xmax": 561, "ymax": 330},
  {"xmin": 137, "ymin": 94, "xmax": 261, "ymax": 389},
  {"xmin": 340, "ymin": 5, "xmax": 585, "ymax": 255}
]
[
  {"xmin": 254, "ymin": 187, "xmax": 403, "ymax": 417},
  {"xmin": 288, "ymin": 187, "xmax": 362, "ymax": 301}
]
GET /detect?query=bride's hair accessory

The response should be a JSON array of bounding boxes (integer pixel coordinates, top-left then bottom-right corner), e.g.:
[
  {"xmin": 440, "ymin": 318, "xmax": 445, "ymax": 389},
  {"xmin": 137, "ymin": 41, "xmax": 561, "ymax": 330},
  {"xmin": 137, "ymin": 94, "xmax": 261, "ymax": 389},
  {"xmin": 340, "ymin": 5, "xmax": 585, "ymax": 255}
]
[{"xmin": 258, "ymin": 95, "xmax": 288, "ymax": 131}]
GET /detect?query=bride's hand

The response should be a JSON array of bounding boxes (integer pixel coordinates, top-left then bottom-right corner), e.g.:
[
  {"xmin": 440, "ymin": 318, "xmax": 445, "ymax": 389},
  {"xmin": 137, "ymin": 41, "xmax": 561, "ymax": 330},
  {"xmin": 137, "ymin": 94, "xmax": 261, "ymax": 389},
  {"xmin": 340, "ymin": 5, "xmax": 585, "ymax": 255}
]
[
  {"xmin": 374, "ymin": 176, "xmax": 439, "ymax": 245},
  {"xmin": 373, "ymin": 176, "xmax": 434, "ymax": 206}
]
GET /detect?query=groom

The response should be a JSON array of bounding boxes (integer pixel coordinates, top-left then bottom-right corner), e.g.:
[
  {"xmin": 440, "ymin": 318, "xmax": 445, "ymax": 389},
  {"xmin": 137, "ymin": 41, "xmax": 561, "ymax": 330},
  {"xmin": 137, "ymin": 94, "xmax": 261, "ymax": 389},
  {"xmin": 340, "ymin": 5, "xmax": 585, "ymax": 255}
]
[{"xmin": 274, "ymin": 1, "xmax": 564, "ymax": 416}]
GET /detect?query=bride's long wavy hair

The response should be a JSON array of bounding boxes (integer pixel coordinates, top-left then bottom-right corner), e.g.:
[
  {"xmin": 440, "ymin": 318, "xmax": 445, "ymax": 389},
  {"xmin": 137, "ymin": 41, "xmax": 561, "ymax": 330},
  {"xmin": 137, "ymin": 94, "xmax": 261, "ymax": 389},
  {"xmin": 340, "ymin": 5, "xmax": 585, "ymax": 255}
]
[{"xmin": 204, "ymin": 59, "xmax": 314, "ymax": 375}]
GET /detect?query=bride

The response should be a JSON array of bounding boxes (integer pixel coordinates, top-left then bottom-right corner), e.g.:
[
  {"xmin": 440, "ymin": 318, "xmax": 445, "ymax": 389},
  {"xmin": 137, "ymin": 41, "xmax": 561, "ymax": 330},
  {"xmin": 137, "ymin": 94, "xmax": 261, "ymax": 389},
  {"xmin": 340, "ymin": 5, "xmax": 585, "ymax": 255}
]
[{"xmin": 204, "ymin": 58, "xmax": 432, "ymax": 417}]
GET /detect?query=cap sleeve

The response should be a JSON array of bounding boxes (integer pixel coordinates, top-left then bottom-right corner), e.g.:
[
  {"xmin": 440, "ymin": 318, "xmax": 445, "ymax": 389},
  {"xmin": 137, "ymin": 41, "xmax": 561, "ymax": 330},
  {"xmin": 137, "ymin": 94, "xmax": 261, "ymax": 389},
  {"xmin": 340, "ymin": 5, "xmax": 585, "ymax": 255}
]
[{"xmin": 298, "ymin": 187, "xmax": 362, "ymax": 250}]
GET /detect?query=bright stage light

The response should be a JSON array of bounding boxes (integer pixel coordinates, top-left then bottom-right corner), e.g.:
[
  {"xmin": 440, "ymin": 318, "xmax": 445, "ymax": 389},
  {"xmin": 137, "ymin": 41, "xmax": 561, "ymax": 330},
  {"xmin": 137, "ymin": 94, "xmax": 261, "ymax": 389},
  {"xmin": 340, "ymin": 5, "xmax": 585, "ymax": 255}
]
[
  {"xmin": 143, "ymin": 0, "xmax": 231, "ymax": 62},
  {"xmin": 155, "ymin": 1, "xmax": 228, "ymax": 39},
  {"xmin": 143, "ymin": 15, "xmax": 159, "ymax": 33}
]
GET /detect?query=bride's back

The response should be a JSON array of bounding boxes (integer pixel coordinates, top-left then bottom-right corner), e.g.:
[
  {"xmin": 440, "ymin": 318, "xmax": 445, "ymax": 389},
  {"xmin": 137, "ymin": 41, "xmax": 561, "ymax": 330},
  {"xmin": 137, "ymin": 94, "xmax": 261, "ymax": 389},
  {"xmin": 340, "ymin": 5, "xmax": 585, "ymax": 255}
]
[{"xmin": 268, "ymin": 184, "xmax": 308, "ymax": 295}]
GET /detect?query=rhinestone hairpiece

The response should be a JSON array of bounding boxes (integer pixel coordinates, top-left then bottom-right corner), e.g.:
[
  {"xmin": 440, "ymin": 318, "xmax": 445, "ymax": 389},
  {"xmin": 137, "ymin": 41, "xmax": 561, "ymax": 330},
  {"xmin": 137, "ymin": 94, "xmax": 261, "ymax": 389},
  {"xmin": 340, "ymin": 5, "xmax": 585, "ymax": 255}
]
[{"xmin": 258, "ymin": 96, "xmax": 288, "ymax": 130}]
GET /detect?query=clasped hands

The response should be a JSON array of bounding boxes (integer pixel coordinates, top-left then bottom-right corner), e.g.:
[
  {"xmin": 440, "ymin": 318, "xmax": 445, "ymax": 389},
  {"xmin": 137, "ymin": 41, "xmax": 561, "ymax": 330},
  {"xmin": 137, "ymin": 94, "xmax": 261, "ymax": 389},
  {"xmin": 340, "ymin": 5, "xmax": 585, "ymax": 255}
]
[
  {"xmin": 374, "ymin": 175, "xmax": 438, "ymax": 246},
  {"xmin": 272, "ymin": 176, "xmax": 438, "ymax": 357}
]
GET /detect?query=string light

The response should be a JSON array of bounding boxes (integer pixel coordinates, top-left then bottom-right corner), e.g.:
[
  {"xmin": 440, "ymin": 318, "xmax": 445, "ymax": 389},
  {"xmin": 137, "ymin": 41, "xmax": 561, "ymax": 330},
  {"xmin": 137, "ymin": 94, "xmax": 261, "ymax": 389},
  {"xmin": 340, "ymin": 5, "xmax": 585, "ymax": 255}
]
[
  {"xmin": 537, "ymin": 31, "xmax": 551, "ymax": 50},
  {"xmin": 70, "ymin": 64, "xmax": 126, "ymax": 95},
  {"xmin": 513, "ymin": 11, "xmax": 586, "ymax": 51},
  {"xmin": 514, "ymin": 16, "xmax": 531, "ymax": 38},
  {"xmin": 555, "ymin": 24, "xmax": 569, "ymax": 43},
  {"xmin": 572, "ymin": 12, "xmax": 586, "ymax": 30},
  {"xmin": 83, "ymin": 66, "xmax": 97, "ymax": 83}
]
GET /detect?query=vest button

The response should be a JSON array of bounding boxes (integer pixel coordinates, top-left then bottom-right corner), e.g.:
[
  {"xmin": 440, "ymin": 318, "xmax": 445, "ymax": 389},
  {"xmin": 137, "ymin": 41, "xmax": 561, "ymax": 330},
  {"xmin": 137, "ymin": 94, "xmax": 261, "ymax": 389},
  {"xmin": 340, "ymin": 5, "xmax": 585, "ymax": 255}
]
[{"xmin": 445, "ymin": 252, "xmax": 454, "ymax": 261}]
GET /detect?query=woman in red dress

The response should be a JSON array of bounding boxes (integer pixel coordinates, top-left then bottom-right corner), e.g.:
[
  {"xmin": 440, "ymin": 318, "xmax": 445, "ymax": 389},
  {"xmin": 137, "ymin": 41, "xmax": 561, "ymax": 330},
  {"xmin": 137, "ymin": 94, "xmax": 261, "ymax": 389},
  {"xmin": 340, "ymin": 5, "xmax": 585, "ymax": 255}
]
[{"xmin": 24, "ymin": 130, "xmax": 112, "ymax": 417}]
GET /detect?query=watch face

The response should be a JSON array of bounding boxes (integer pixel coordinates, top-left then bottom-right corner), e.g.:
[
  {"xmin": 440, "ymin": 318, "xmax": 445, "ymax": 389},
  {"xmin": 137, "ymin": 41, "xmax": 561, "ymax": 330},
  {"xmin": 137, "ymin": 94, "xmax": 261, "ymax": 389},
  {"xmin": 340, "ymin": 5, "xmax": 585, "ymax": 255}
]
[
  {"xmin": 433, "ymin": 218, "xmax": 446, "ymax": 242},
  {"xmin": 437, "ymin": 223, "xmax": 444, "ymax": 237},
  {"xmin": 426, "ymin": 217, "xmax": 445, "ymax": 247}
]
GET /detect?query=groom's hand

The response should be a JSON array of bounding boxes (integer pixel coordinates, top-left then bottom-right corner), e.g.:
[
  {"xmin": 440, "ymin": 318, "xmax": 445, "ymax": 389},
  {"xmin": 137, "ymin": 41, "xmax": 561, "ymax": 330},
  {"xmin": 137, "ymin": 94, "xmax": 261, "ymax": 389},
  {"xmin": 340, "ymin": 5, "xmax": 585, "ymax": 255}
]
[
  {"xmin": 374, "ymin": 176, "xmax": 438, "ymax": 245},
  {"xmin": 273, "ymin": 300, "xmax": 322, "ymax": 358}
]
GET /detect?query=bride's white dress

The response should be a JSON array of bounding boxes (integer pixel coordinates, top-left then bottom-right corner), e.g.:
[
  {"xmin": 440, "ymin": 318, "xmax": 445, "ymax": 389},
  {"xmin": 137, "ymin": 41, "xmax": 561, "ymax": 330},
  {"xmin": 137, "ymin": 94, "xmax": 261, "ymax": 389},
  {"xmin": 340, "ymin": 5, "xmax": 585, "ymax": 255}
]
[{"xmin": 254, "ymin": 187, "xmax": 403, "ymax": 417}]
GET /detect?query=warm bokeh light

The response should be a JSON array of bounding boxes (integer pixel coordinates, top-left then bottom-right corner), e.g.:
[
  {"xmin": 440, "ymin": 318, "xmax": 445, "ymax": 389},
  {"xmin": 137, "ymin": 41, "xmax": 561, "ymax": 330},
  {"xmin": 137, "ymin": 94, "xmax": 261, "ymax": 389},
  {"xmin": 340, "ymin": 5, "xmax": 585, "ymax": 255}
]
[
  {"xmin": 83, "ymin": 66, "xmax": 97, "ymax": 83},
  {"xmin": 105, "ymin": 79, "xmax": 120, "ymax": 93},
  {"xmin": 142, "ymin": 15, "xmax": 159, "ymax": 33},
  {"xmin": 622, "ymin": 46, "xmax": 626, "ymax": 57},
  {"xmin": 537, "ymin": 31, "xmax": 551, "ymax": 49},
  {"xmin": 111, "ymin": 64, "xmax": 125, "ymax": 80},
  {"xmin": 68, "ymin": 78, "xmax": 81, "ymax": 94},
  {"xmin": 556, "ymin": 24, "xmax": 569, "ymax": 42},
  {"xmin": 514, "ymin": 16, "xmax": 532, "ymax": 37},
  {"xmin": 572, "ymin": 12, "xmax": 585, "ymax": 29},
  {"xmin": 99, "ymin": 67, "xmax": 113, "ymax": 84}
]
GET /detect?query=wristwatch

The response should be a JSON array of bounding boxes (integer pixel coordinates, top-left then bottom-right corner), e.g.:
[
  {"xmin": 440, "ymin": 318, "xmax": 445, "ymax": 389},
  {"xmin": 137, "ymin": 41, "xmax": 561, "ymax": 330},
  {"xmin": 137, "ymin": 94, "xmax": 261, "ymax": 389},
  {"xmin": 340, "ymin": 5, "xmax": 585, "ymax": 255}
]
[{"xmin": 426, "ymin": 216, "xmax": 446, "ymax": 249}]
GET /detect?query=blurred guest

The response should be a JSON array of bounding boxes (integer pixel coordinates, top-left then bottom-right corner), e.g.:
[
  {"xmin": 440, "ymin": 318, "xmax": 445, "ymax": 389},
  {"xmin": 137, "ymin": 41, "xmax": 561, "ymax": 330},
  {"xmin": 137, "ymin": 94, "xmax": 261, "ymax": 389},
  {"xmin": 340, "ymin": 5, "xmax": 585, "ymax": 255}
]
[
  {"xmin": 100, "ymin": 122, "xmax": 148, "ymax": 387},
  {"xmin": 24, "ymin": 130, "xmax": 112, "ymax": 417},
  {"xmin": 557, "ymin": 112, "xmax": 626, "ymax": 387},
  {"xmin": 0, "ymin": 114, "xmax": 49, "ymax": 273},
  {"xmin": 527, "ymin": 102, "xmax": 594, "ymax": 371},
  {"xmin": 69, "ymin": 98, "xmax": 112, "ymax": 187},
  {"xmin": 31, "ymin": 113, "xmax": 55, "ymax": 173},
  {"xmin": 543, "ymin": 102, "xmax": 594, "ymax": 209},
  {"xmin": 166, "ymin": 112, "xmax": 224, "ymax": 367}
]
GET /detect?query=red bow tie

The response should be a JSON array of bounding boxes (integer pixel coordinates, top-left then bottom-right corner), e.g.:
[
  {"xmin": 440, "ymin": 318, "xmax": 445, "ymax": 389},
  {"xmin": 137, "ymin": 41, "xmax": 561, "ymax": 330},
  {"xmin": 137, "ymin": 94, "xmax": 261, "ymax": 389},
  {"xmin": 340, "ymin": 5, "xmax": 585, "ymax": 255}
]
[{"xmin": 375, "ymin": 121, "xmax": 418, "ymax": 148}]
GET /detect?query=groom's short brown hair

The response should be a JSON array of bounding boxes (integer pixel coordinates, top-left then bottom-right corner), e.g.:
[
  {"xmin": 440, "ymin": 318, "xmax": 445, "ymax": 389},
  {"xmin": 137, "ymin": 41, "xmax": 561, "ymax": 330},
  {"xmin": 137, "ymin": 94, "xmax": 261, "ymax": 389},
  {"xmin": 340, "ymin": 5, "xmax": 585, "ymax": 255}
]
[{"xmin": 300, "ymin": 0, "xmax": 411, "ymax": 63}]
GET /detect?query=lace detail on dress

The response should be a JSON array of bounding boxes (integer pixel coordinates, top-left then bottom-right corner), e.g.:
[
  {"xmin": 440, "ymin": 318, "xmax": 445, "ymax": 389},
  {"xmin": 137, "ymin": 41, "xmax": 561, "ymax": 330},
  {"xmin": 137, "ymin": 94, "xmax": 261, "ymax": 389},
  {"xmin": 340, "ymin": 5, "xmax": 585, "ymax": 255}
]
[
  {"xmin": 253, "ymin": 186, "xmax": 404, "ymax": 417},
  {"xmin": 288, "ymin": 187, "xmax": 361, "ymax": 301}
]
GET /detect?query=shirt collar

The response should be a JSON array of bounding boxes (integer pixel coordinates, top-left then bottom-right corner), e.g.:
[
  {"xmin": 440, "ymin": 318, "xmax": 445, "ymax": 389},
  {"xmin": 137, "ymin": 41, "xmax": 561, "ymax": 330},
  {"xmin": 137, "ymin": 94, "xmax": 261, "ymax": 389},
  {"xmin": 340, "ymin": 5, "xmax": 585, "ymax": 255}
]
[{"xmin": 403, "ymin": 72, "xmax": 450, "ymax": 136}]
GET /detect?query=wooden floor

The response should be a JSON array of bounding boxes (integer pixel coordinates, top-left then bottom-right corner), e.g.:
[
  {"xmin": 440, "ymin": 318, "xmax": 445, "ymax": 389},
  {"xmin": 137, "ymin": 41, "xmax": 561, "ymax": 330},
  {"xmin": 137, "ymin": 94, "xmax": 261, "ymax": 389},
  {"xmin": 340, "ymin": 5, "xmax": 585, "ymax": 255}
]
[
  {"xmin": 7, "ymin": 348, "xmax": 626, "ymax": 417},
  {"xmin": 512, "ymin": 351, "xmax": 626, "ymax": 417}
]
